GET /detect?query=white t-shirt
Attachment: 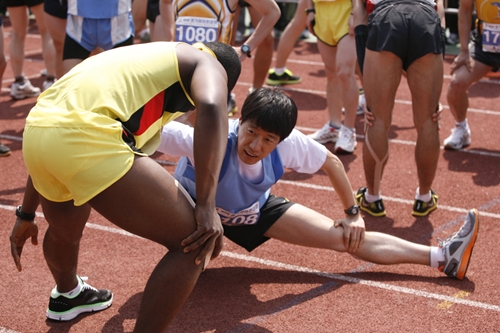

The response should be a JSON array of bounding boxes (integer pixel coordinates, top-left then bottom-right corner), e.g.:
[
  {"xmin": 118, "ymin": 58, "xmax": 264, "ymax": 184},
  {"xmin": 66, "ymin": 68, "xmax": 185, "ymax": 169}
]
[{"xmin": 158, "ymin": 119, "xmax": 327, "ymax": 176}]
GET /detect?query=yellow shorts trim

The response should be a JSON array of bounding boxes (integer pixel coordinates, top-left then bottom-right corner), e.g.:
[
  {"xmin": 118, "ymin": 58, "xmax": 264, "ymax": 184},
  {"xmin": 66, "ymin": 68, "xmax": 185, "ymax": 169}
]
[
  {"xmin": 313, "ymin": 1, "xmax": 352, "ymax": 47},
  {"xmin": 23, "ymin": 122, "xmax": 143, "ymax": 206}
]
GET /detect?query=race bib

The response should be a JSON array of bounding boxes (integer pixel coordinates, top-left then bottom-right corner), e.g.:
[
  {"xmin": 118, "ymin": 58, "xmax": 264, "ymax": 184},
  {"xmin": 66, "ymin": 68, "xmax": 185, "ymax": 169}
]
[
  {"xmin": 175, "ymin": 16, "xmax": 219, "ymax": 44},
  {"xmin": 482, "ymin": 23, "xmax": 500, "ymax": 53},
  {"xmin": 217, "ymin": 201, "xmax": 260, "ymax": 226}
]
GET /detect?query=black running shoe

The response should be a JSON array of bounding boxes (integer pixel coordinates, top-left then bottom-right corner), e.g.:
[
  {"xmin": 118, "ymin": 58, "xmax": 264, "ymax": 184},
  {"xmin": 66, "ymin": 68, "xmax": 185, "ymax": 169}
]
[
  {"xmin": 46, "ymin": 276, "xmax": 113, "ymax": 321},
  {"xmin": 267, "ymin": 69, "xmax": 302, "ymax": 86},
  {"xmin": 0, "ymin": 143, "xmax": 10, "ymax": 157},
  {"xmin": 412, "ymin": 190, "xmax": 438, "ymax": 217},
  {"xmin": 356, "ymin": 187, "xmax": 386, "ymax": 217}
]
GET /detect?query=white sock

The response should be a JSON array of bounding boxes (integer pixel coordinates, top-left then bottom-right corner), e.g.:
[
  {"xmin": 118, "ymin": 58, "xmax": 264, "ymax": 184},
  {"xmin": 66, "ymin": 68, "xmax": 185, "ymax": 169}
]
[
  {"xmin": 456, "ymin": 119, "xmax": 468, "ymax": 128},
  {"xmin": 59, "ymin": 276, "xmax": 83, "ymax": 297},
  {"xmin": 365, "ymin": 191, "xmax": 381, "ymax": 203},
  {"xmin": 415, "ymin": 187, "xmax": 431, "ymax": 202},
  {"xmin": 429, "ymin": 246, "xmax": 445, "ymax": 268},
  {"xmin": 274, "ymin": 67, "xmax": 286, "ymax": 75}
]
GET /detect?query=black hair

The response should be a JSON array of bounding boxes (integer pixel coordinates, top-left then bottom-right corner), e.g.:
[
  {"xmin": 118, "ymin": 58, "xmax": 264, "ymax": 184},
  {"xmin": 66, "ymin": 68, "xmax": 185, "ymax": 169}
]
[
  {"xmin": 240, "ymin": 87, "xmax": 298, "ymax": 142},
  {"xmin": 204, "ymin": 42, "xmax": 241, "ymax": 92}
]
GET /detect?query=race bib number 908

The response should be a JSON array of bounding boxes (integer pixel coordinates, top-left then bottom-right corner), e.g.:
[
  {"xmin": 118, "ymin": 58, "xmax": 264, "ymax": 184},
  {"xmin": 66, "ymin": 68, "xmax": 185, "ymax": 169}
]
[
  {"xmin": 217, "ymin": 201, "xmax": 260, "ymax": 226},
  {"xmin": 175, "ymin": 16, "xmax": 218, "ymax": 44},
  {"xmin": 482, "ymin": 23, "xmax": 500, "ymax": 53}
]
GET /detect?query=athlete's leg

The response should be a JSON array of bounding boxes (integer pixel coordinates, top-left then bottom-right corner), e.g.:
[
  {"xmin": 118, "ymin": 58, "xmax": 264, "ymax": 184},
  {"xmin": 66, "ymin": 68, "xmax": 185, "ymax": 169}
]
[
  {"xmin": 273, "ymin": 0, "xmax": 308, "ymax": 69},
  {"xmin": 88, "ymin": 156, "xmax": 204, "ymax": 332},
  {"xmin": 447, "ymin": 59, "xmax": 492, "ymax": 123},
  {"xmin": 317, "ymin": 40, "xmax": 343, "ymax": 126},
  {"xmin": 30, "ymin": 4, "xmax": 57, "ymax": 79},
  {"xmin": 7, "ymin": 6, "xmax": 29, "ymax": 78},
  {"xmin": 406, "ymin": 53, "xmax": 442, "ymax": 195},
  {"xmin": 362, "ymin": 50, "xmax": 403, "ymax": 196},
  {"xmin": 264, "ymin": 204, "xmax": 430, "ymax": 265},
  {"xmin": 335, "ymin": 33, "xmax": 359, "ymax": 129},
  {"xmin": 44, "ymin": 11, "xmax": 66, "ymax": 78}
]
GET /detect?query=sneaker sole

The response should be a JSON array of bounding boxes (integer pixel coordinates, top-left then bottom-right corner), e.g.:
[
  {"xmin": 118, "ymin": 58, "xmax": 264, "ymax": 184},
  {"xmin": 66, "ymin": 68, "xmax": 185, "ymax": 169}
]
[
  {"xmin": 266, "ymin": 79, "xmax": 302, "ymax": 86},
  {"xmin": 444, "ymin": 141, "xmax": 471, "ymax": 150},
  {"xmin": 411, "ymin": 203, "xmax": 438, "ymax": 217},
  {"xmin": 46, "ymin": 295, "xmax": 113, "ymax": 321},
  {"xmin": 455, "ymin": 209, "xmax": 479, "ymax": 280}
]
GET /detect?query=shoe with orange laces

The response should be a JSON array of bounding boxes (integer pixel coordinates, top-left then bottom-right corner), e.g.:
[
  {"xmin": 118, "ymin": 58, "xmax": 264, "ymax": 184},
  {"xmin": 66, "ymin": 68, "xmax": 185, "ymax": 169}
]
[{"xmin": 438, "ymin": 209, "xmax": 480, "ymax": 280}]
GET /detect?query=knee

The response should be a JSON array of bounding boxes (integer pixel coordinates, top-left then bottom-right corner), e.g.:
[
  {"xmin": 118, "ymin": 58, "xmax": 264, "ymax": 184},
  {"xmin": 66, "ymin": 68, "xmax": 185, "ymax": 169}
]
[{"xmin": 447, "ymin": 77, "xmax": 468, "ymax": 97}]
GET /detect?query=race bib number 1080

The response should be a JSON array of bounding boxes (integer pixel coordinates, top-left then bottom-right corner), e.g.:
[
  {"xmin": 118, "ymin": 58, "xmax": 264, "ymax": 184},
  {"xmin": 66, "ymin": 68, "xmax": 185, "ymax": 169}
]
[
  {"xmin": 175, "ymin": 16, "xmax": 219, "ymax": 44},
  {"xmin": 482, "ymin": 23, "xmax": 500, "ymax": 53}
]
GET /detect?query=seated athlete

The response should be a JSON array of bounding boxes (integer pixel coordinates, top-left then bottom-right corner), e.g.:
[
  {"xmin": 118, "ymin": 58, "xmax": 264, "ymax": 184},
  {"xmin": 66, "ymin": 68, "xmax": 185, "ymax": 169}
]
[{"xmin": 158, "ymin": 87, "xmax": 480, "ymax": 281}]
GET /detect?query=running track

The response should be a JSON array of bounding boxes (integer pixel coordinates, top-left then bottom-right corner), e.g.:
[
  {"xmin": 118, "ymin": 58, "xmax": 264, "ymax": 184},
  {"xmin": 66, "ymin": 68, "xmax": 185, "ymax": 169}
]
[{"xmin": 0, "ymin": 19, "xmax": 499, "ymax": 333}]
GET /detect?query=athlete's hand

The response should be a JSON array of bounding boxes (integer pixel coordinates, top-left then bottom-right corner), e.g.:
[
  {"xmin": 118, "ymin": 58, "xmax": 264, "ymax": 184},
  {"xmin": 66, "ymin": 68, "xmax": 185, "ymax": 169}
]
[
  {"xmin": 334, "ymin": 215, "xmax": 365, "ymax": 253},
  {"xmin": 450, "ymin": 52, "xmax": 472, "ymax": 75},
  {"xmin": 10, "ymin": 218, "xmax": 39, "ymax": 272},
  {"xmin": 181, "ymin": 204, "xmax": 224, "ymax": 268}
]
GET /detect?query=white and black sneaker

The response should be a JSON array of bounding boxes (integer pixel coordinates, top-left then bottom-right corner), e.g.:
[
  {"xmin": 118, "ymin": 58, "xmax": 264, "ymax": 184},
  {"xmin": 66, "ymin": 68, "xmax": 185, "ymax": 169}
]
[{"xmin": 46, "ymin": 276, "xmax": 113, "ymax": 321}]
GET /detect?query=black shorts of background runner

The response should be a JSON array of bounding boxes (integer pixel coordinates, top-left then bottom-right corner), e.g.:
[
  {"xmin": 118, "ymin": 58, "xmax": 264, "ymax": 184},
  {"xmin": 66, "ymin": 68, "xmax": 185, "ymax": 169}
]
[
  {"xmin": 471, "ymin": 31, "xmax": 500, "ymax": 72},
  {"xmin": 147, "ymin": 0, "xmax": 159, "ymax": 23},
  {"xmin": 223, "ymin": 195, "xmax": 294, "ymax": 252},
  {"xmin": 44, "ymin": 0, "xmax": 67, "ymax": 19},
  {"xmin": 366, "ymin": 0, "xmax": 444, "ymax": 71},
  {"xmin": 4, "ymin": 0, "xmax": 42, "ymax": 7},
  {"xmin": 63, "ymin": 34, "xmax": 134, "ymax": 60}
]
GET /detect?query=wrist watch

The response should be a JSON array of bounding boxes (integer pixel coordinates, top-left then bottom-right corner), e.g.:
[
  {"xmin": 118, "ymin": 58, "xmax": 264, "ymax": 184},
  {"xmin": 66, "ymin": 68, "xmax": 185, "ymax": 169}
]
[
  {"xmin": 241, "ymin": 44, "xmax": 252, "ymax": 58},
  {"xmin": 16, "ymin": 205, "xmax": 36, "ymax": 221},
  {"xmin": 305, "ymin": 8, "xmax": 316, "ymax": 14},
  {"xmin": 344, "ymin": 205, "xmax": 360, "ymax": 216}
]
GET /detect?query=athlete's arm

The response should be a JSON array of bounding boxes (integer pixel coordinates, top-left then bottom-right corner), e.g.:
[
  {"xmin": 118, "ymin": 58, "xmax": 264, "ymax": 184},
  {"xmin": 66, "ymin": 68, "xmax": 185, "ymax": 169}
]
[
  {"xmin": 10, "ymin": 176, "xmax": 40, "ymax": 272},
  {"xmin": 320, "ymin": 151, "xmax": 365, "ymax": 253},
  {"xmin": 451, "ymin": 0, "xmax": 474, "ymax": 74},
  {"xmin": 175, "ymin": 43, "xmax": 227, "ymax": 265},
  {"xmin": 237, "ymin": 0, "xmax": 280, "ymax": 60}
]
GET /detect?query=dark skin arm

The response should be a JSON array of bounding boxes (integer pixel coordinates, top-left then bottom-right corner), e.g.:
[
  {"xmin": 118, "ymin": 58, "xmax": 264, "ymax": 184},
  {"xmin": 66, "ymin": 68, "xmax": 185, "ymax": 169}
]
[
  {"xmin": 175, "ymin": 43, "xmax": 228, "ymax": 266},
  {"xmin": 10, "ymin": 176, "xmax": 40, "ymax": 271}
]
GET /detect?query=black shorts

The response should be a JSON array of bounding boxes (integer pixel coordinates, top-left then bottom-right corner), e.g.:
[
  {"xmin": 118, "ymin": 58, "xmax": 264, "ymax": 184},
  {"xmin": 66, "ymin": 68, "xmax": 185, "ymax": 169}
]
[
  {"xmin": 147, "ymin": 0, "xmax": 159, "ymax": 23},
  {"xmin": 63, "ymin": 34, "xmax": 134, "ymax": 60},
  {"xmin": 223, "ymin": 195, "xmax": 294, "ymax": 252},
  {"xmin": 4, "ymin": 0, "xmax": 43, "ymax": 7},
  {"xmin": 44, "ymin": 0, "xmax": 67, "ymax": 19},
  {"xmin": 366, "ymin": 0, "xmax": 444, "ymax": 70},
  {"xmin": 471, "ymin": 32, "xmax": 500, "ymax": 72}
]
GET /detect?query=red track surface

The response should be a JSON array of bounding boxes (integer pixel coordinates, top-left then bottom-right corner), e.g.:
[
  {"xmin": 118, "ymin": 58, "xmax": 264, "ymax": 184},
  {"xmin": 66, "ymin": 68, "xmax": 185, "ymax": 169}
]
[{"xmin": 1, "ymin": 18, "xmax": 499, "ymax": 333}]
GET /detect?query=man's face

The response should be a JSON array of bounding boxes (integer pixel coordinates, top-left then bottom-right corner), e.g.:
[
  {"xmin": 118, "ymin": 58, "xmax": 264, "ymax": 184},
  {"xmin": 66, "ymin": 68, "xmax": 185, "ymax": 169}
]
[{"xmin": 237, "ymin": 120, "xmax": 280, "ymax": 165}]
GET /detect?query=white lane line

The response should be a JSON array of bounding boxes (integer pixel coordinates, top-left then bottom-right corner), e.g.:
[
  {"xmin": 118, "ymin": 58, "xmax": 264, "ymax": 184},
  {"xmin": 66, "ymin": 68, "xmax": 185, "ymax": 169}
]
[{"xmin": 1, "ymin": 203, "xmax": 499, "ymax": 313}]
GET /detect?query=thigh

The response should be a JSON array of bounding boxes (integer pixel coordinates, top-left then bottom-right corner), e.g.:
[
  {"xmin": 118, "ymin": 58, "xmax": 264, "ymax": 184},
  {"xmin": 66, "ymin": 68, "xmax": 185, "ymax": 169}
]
[
  {"xmin": 40, "ymin": 198, "xmax": 91, "ymax": 241},
  {"xmin": 89, "ymin": 156, "xmax": 198, "ymax": 251},
  {"xmin": 264, "ymin": 204, "xmax": 346, "ymax": 252}
]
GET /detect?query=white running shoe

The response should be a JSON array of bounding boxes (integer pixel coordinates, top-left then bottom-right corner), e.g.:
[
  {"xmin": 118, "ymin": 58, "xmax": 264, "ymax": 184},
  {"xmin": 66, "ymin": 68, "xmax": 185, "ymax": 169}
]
[
  {"xmin": 334, "ymin": 125, "xmax": 357, "ymax": 153},
  {"xmin": 357, "ymin": 93, "xmax": 366, "ymax": 115},
  {"xmin": 308, "ymin": 122, "xmax": 340, "ymax": 144},
  {"xmin": 43, "ymin": 79, "xmax": 56, "ymax": 92},
  {"xmin": 443, "ymin": 123, "xmax": 471, "ymax": 150},
  {"xmin": 10, "ymin": 79, "xmax": 41, "ymax": 100}
]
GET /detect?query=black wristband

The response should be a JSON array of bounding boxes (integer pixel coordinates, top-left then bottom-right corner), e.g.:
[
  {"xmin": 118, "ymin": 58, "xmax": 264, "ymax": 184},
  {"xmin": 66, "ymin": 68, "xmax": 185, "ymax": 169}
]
[
  {"xmin": 305, "ymin": 8, "xmax": 315, "ymax": 14},
  {"xmin": 16, "ymin": 205, "xmax": 36, "ymax": 221}
]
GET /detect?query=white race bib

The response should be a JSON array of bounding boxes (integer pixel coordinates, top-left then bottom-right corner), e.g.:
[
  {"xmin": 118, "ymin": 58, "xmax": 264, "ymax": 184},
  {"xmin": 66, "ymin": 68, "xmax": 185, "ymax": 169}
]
[
  {"xmin": 482, "ymin": 23, "xmax": 500, "ymax": 53},
  {"xmin": 175, "ymin": 16, "xmax": 218, "ymax": 44},
  {"xmin": 217, "ymin": 201, "xmax": 260, "ymax": 226}
]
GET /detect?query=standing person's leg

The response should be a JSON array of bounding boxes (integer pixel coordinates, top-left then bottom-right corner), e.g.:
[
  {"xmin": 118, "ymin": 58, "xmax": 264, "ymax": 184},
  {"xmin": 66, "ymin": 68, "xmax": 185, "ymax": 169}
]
[
  {"xmin": 445, "ymin": 59, "xmax": 492, "ymax": 149},
  {"xmin": 247, "ymin": 7, "xmax": 274, "ymax": 92},
  {"xmin": 43, "ymin": 0, "xmax": 67, "ymax": 79},
  {"xmin": 406, "ymin": 53, "xmax": 442, "ymax": 215},
  {"xmin": 267, "ymin": 0, "xmax": 307, "ymax": 85},
  {"xmin": 308, "ymin": 40, "xmax": 343, "ymax": 144},
  {"xmin": 333, "ymin": 33, "xmax": 359, "ymax": 153},
  {"xmin": 0, "ymin": 18, "xmax": 8, "ymax": 156},
  {"xmin": 357, "ymin": 50, "xmax": 402, "ymax": 216},
  {"xmin": 7, "ymin": 5, "xmax": 41, "ymax": 99},
  {"xmin": 30, "ymin": 3, "xmax": 57, "ymax": 90}
]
